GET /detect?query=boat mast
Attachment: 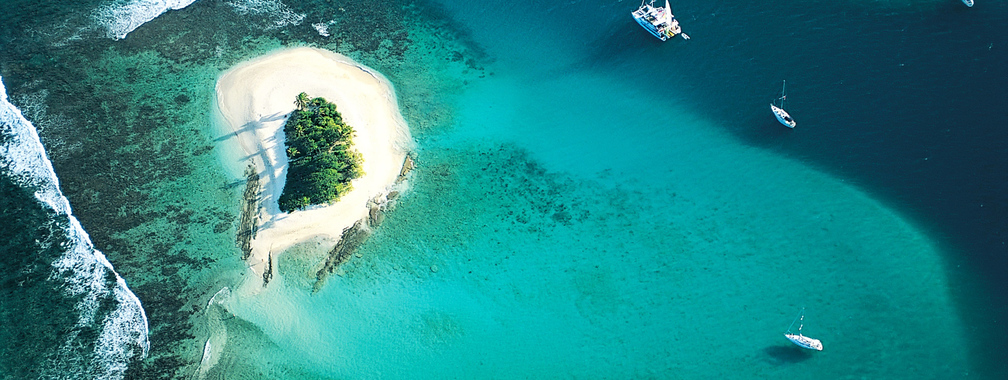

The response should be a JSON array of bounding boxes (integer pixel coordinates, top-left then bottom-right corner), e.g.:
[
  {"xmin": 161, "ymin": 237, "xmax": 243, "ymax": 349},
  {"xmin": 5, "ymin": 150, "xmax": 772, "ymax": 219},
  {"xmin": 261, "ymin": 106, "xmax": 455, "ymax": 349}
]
[
  {"xmin": 786, "ymin": 307, "xmax": 805, "ymax": 335},
  {"xmin": 781, "ymin": 80, "xmax": 787, "ymax": 109},
  {"xmin": 664, "ymin": 0, "xmax": 672, "ymax": 24}
]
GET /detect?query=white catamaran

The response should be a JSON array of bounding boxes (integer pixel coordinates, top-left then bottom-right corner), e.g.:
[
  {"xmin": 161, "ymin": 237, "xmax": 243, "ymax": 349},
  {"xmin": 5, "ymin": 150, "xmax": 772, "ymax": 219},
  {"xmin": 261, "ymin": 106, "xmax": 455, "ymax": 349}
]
[
  {"xmin": 784, "ymin": 308, "xmax": 823, "ymax": 351},
  {"xmin": 770, "ymin": 80, "xmax": 796, "ymax": 128},
  {"xmin": 632, "ymin": 0, "xmax": 689, "ymax": 41}
]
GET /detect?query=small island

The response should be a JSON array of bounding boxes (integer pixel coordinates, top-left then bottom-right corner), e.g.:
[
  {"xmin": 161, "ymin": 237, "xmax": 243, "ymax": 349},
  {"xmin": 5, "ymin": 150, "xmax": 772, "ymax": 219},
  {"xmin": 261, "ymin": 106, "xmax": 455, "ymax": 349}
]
[
  {"xmin": 278, "ymin": 93, "xmax": 364, "ymax": 212},
  {"xmin": 215, "ymin": 47, "xmax": 411, "ymax": 289}
]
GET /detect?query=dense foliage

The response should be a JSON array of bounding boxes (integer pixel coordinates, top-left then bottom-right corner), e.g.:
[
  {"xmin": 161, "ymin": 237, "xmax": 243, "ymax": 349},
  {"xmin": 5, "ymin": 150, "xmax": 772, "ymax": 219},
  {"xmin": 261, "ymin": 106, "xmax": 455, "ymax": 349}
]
[{"xmin": 278, "ymin": 93, "xmax": 364, "ymax": 212}]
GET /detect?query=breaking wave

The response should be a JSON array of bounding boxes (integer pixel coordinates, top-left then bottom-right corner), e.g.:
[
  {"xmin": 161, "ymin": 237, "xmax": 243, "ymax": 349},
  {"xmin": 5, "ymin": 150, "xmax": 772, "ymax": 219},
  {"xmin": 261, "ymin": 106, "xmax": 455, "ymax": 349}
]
[
  {"xmin": 93, "ymin": 0, "xmax": 199, "ymax": 40},
  {"xmin": 0, "ymin": 76, "xmax": 150, "ymax": 378}
]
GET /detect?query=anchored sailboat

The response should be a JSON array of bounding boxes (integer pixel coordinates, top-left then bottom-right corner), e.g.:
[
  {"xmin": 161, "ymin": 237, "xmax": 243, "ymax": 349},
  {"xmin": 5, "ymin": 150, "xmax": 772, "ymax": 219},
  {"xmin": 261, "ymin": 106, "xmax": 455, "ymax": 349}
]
[
  {"xmin": 784, "ymin": 308, "xmax": 823, "ymax": 351},
  {"xmin": 962, "ymin": 0, "xmax": 974, "ymax": 7},
  {"xmin": 631, "ymin": 0, "xmax": 689, "ymax": 41},
  {"xmin": 770, "ymin": 80, "xmax": 796, "ymax": 128}
]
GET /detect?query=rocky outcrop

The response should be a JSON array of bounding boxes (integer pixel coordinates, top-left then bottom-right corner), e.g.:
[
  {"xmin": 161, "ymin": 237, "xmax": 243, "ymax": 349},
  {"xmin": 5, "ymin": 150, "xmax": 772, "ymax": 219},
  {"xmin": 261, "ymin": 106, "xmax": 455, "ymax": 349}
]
[
  {"xmin": 236, "ymin": 164, "xmax": 260, "ymax": 260},
  {"xmin": 312, "ymin": 220, "xmax": 371, "ymax": 292},
  {"xmin": 311, "ymin": 154, "xmax": 415, "ymax": 291},
  {"xmin": 262, "ymin": 253, "xmax": 273, "ymax": 287}
]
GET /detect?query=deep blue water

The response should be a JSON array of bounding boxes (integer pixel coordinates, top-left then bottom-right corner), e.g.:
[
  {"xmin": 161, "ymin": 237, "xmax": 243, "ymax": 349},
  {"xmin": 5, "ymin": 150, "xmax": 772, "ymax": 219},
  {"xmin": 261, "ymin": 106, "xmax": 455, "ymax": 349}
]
[
  {"xmin": 438, "ymin": 0, "xmax": 1008, "ymax": 330},
  {"xmin": 0, "ymin": 0, "xmax": 1005, "ymax": 378},
  {"xmin": 433, "ymin": 0, "xmax": 1008, "ymax": 374},
  {"xmin": 658, "ymin": 0, "xmax": 1008, "ymax": 286},
  {"xmin": 665, "ymin": 0, "xmax": 1008, "ymax": 356}
]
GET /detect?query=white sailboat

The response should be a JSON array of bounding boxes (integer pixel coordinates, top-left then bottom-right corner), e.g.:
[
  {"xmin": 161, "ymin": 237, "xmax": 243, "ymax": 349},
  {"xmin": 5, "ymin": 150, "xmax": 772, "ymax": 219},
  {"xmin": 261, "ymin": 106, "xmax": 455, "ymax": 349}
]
[
  {"xmin": 770, "ymin": 80, "xmax": 796, "ymax": 128},
  {"xmin": 784, "ymin": 308, "xmax": 823, "ymax": 351},
  {"xmin": 962, "ymin": 0, "xmax": 974, "ymax": 7}
]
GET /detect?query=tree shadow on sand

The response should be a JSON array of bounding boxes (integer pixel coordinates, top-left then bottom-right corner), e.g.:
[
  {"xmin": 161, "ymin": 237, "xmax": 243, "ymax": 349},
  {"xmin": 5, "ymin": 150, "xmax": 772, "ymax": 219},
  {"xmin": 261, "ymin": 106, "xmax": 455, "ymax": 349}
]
[{"xmin": 763, "ymin": 344, "xmax": 815, "ymax": 365}]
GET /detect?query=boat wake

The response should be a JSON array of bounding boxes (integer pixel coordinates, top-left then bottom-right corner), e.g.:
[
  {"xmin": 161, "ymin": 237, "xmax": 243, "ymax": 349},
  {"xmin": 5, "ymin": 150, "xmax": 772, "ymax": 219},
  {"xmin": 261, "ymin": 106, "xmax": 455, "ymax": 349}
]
[{"xmin": 0, "ymin": 76, "xmax": 149, "ymax": 379}]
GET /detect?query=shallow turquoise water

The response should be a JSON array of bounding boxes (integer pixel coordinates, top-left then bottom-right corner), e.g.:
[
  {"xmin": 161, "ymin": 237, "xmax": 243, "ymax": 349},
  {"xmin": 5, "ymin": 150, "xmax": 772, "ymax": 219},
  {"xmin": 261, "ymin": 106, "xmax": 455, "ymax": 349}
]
[
  {"xmin": 1, "ymin": 0, "xmax": 1004, "ymax": 378},
  {"xmin": 219, "ymin": 48, "xmax": 971, "ymax": 378},
  {"xmin": 217, "ymin": 4, "xmax": 975, "ymax": 374}
]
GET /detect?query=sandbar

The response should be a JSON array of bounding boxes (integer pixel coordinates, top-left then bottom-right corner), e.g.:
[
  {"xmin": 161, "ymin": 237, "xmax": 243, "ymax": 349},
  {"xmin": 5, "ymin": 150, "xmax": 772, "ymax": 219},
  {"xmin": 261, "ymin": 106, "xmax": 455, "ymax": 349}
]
[{"xmin": 215, "ymin": 47, "xmax": 411, "ymax": 282}]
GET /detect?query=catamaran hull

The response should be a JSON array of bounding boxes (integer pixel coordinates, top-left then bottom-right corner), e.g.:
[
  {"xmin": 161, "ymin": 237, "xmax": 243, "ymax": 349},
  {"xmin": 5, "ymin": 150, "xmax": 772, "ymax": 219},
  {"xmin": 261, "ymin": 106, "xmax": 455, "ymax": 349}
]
[
  {"xmin": 785, "ymin": 333, "xmax": 823, "ymax": 351},
  {"xmin": 770, "ymin": 104, "xmax": 796, "ymax": 128},
  {"xmin": 633, "ymin": 16, "xmax": 668, "ymax": 41},
  {"xmin": 631, "ymin": 1, "xmax": 681, "ymax": 41}
]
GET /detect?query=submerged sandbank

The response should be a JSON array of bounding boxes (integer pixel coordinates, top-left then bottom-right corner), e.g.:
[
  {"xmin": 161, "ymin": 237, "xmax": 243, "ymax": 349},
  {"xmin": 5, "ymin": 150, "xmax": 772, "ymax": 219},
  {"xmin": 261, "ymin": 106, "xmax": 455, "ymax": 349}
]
[{"xmin": 215, "ymin": 47, "xmax": 411, "ymax": 284}]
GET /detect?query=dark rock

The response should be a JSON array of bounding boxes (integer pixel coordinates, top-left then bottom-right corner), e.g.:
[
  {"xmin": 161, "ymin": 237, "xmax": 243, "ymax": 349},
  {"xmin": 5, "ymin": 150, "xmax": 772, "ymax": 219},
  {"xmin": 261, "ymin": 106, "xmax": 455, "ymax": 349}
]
[{"xmin": 236, "ymin": 164, "xmax": 260, "ymax": 260}]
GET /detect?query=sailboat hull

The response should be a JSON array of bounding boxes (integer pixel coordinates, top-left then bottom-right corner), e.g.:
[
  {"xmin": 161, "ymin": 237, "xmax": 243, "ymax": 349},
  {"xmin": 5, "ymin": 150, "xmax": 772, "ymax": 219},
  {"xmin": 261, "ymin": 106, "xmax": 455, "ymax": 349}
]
[
  {"xmin": 770, "ymin": 104, "xmax": 796, "ymax": 128},
  {"xmin": 785, "ymin": 333, "xmax": 823, "ymax": 351}
]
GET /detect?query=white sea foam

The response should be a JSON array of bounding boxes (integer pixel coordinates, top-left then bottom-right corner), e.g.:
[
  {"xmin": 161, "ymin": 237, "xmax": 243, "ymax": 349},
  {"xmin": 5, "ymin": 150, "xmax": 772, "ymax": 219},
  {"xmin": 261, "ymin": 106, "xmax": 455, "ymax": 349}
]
[
  {"xmin": 227, "ymin": 0, "xmax": 305, "ymax": 29},
  {"xmin": 197, "ymin": 339, "xmax": 213, "ymax": 371},
  {"xmin": 1, "ymin": 76, "xmax": 150, "ymax": 378},
  {"xmin": 208, "ymin": 286, "xmax": 231, "ymax": 306},
  {"xmin": 312, "ymin": 22, "xmax": 330, "ymax": 37},
  {"xmin": 94, "ymin": 278, "xmax": 152, "ymax": 378},
  {"xmin": 12, "ymin": 87, "xmax": 78, "ymax": 155},
  {"xmin": 93, "ymin": 0, "xmax": 199, "ymax": 40}
]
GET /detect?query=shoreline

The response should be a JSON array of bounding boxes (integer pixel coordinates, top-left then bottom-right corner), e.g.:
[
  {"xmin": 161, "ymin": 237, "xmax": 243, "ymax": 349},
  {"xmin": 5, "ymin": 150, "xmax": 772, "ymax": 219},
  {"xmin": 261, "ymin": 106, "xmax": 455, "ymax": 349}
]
[{"xmin": 214, "ymin": 47, "xmax": 411, "ymax": 285}]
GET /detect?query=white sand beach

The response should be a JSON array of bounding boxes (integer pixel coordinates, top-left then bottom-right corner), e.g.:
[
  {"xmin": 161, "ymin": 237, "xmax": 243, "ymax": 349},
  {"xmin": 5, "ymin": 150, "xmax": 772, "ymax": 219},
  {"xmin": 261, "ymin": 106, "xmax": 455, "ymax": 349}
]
[{"xmin": 215, "ymin": 47, "xmax": 411, "ymax": 283}]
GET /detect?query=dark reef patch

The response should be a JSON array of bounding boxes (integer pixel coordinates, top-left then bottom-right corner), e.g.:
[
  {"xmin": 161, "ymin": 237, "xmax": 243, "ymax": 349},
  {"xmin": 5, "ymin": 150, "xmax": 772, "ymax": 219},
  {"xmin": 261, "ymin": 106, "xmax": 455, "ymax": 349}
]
[{"xmin": 0, "ymin": 0, "xmax": 492, "ymax": 376}]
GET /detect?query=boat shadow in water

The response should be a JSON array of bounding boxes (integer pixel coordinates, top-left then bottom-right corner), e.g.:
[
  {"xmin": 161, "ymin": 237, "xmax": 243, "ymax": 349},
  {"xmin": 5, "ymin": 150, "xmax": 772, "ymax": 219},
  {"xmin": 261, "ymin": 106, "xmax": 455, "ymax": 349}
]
[{"xmin": 762, "ymin": 344, "xmax": 815, "ymax": 365}]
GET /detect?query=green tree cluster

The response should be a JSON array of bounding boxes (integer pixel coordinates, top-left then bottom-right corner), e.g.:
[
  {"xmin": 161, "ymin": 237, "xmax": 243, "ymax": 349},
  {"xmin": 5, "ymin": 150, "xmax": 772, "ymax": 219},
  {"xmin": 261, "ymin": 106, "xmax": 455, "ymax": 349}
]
[{"xmin": 278, "ymin": 93, "xmax": 364, "ymax": 212}]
